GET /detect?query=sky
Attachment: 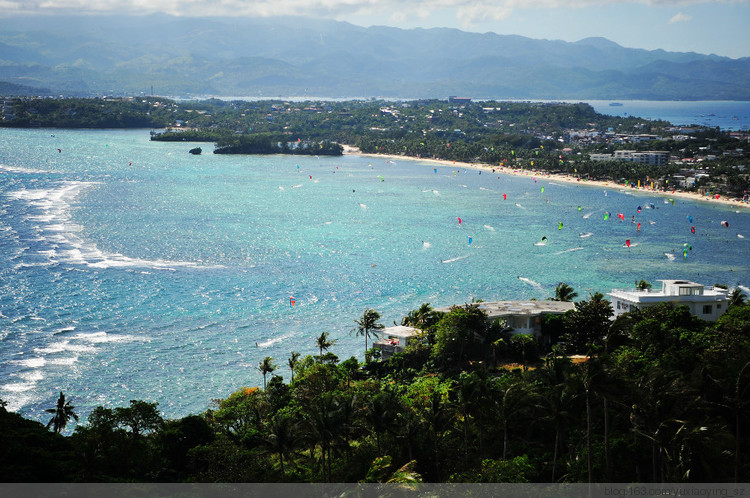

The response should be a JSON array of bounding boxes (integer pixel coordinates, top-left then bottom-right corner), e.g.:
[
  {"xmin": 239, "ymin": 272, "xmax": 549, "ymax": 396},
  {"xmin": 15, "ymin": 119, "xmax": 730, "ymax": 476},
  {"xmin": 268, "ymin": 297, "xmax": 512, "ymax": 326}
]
[{"xmin": 2, "ymin": 0, "xmax": 749, "ymax": 59}]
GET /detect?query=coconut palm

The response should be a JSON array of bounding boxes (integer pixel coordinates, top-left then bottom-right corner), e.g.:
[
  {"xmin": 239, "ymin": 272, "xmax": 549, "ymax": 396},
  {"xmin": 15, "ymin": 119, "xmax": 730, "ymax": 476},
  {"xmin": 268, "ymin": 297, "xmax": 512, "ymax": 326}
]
[
  {"xmin": 45, "ymin": 391, "xmax": 78, "ymax": 434},
  {"xmin": 315, "ymin": 332, "xmax": 336, "ymax": 356},
  {"xmin": 706, "ymin": 360, "xmax": 750, "ymax": 483},
  {"xmin": 401, "ymin": 303, "xmax": 438, "ymax": 330},
  {"xmin": 258, "ymin": 356, "xmax": 276, "ymax": 389},
  {"xmin": 352, "ymin": 308, "xmax": 385, "ymax": 356},
  {"xmin": 262, "ymin": 412, "xmax": 298, "ymax": 477},
  {"xmin": 492, "ymin": 378, "xmax": 538, "ymax": 460},
  {"xmin": 288, "ymin": 351, "xmax": 301, "ymax": 382},
  {"xmin": 729, "ymin": 287, "xmax": 747, "ymax": 308},
  {"xmin": 510, "ymin": 333, "xmax": 537, "ymax": 371},
  {"xmin": 302, "ymin": 392, "xmax": 342, "ymax": 482},
  {"xmin": 635, "ymin": 279, "xmax": 652, "ymax": 291},
  {"xmin": 387, "ymin": 459, "xmax": 423, "ymax": 483},
  {"xmin": 552, "ymin": 282, "xmax": 578, "ymax": 302},
  {"xmin": 365, "ymin": 390, "xmax": 398, "ymax": 456}
]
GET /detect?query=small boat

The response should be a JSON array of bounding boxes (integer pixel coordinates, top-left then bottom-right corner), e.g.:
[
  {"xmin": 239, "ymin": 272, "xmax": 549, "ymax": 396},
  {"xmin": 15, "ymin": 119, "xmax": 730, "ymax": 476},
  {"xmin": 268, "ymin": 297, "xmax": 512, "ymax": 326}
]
[{"xmin": 609, "ymin": 102, "xmax": 624, "ymax": 107}]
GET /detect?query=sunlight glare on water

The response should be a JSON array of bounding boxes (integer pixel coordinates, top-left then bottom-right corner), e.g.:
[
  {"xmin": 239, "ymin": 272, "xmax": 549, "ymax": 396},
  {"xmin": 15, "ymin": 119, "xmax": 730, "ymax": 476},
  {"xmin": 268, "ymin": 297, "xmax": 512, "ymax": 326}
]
[{"xmin": 0, "ymin": 128, "xmax": 748, "ymax": 424}]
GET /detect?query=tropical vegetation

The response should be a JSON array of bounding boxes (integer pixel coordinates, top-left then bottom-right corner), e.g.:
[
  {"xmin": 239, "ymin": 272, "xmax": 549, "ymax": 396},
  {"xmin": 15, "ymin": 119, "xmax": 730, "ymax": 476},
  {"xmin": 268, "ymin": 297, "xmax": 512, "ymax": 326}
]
[{"xmin": 3, "ymin": 297, "xmax": 750, "ymax": 483}]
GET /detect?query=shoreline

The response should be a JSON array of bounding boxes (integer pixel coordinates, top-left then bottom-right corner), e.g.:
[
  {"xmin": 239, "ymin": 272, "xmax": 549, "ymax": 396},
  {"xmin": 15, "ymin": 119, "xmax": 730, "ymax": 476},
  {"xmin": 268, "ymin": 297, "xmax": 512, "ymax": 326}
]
[{"xmin": 342, "ymin": 145, "xmax": 750, "ymax": 211}]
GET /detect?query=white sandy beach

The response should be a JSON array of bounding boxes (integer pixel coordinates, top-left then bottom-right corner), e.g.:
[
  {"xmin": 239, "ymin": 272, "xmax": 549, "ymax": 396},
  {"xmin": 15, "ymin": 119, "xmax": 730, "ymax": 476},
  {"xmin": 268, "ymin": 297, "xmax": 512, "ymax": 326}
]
[{"xmin": 342, "ymin": 145, "xmax": 750, "ymax": 211}]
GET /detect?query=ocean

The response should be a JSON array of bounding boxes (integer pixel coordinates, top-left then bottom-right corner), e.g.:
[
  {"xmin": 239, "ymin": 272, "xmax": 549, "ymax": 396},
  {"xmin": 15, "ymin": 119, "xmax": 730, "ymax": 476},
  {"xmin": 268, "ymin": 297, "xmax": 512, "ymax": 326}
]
[
  {"xmin": 1, "ymin": 126, "xmax": 749, "ymax": 427},
  {"xmin": 582, "ymin": 100, "xmax": 750, "ymax": 131}
]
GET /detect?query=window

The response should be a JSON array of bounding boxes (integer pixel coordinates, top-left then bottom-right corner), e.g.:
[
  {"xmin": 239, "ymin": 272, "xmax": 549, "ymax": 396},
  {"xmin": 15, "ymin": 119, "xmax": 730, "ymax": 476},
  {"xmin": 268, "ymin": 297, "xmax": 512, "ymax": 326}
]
[{"xmin": 703, "ymin": 305, "xmax": 712, "ymax": 315}]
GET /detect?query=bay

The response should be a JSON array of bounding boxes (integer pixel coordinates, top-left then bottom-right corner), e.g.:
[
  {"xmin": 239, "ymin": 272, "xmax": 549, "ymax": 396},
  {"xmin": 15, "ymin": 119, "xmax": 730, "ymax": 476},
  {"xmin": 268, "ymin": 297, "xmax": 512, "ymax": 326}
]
[
  {"xmin": 1, "ymin": 128, "xmax": 748, "ymax": 426},
  {"xmin": 585, "ymin": 100, "xmax": 750, "ymax": 131}
]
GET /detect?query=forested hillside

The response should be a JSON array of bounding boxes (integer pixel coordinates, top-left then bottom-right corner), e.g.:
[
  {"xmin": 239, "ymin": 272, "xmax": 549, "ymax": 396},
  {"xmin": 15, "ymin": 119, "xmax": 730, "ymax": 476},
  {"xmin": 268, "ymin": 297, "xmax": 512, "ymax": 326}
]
[{"xmin": 2, "ymin": 298, "xmax": 750, "ymax": 483}]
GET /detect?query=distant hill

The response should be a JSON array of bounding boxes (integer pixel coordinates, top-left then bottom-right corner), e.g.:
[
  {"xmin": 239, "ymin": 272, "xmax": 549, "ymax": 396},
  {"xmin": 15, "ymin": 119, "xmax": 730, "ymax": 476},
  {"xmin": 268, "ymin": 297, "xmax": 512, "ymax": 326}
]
[
  {"xmin": 0, "ymin": 13, "xmax": 747, "ymax": 99},
  {"xmin": 0, "ymin": 80, "xmax": 52, "ymax": 97}
]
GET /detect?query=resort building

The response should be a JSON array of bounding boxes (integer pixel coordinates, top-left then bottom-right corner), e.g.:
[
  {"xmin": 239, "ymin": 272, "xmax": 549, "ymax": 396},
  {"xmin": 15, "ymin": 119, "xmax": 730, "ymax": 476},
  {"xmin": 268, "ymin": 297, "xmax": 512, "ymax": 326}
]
[
  {"xmin": 375, "ymin": 301, "xmax": 575, "ymax": 358},
  {"xmin": 373, "ymin": 325, "xmax": 421, "ymax": 360},
  {"xmin": 590, "ymin": 150, "xmax": 670, "ymax": 165},
  {"xmin": 475, "ymin": 301, "xmax": 575, "ymax": 336},
  {"xmin": 435, "ymin": 301, "xmax": 575, "ymax": 337},
  {"xmin": 608, "ymin": 280, "xmax": 729, "ymax": 321}
]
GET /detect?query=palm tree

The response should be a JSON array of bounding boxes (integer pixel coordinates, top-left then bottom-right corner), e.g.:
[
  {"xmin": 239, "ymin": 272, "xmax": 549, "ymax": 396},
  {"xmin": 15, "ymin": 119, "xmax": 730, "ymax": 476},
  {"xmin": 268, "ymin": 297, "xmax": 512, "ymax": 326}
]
[
  {"xmin": 455, "ymin": 371, "xmax": 484, "ymax": 464},
  {"xmin": 635, "ymin": 279, "xmax": 652, "ymax": 291},
  {"xmin": 353, "ymin": 308, "xmax": 385, "ymax": 356},
  {"xmin": 365, "ymin": 390, "xmax": 398, "ymax": 456},
  {"xmin": 302, "ymin": 392, "xmax": 342, "ymax": 482},
  {"xmin": 288, "ymin": 351, "xmax": 301, "ymax": 382},
  {"xmin": 401, "ymin": 303, "xmax": 437, "ymax": 330},
  {"xmin": 45, "ymin": 391, "xmax": 78, "ymax": 434},
  {"xmin": 315, "ymin": 332, "xmax": 336, "ymax": 356},
  {"xmin": 394, "ymin": 405, "xmax": 421, "ymax": 463},
  {"xmin": 419, "ymin": 389, "xmax": 452, "ymax": 481},
  {"xmin": 706, "ymin": 360, "xmax": 750, "ymax": 482},
  {"xmin": 510, "ymin": 333, "xmax": 537, "ymax": 371},
  {"xmin": 262, "ymin": 412, "xmax": 298, "ymax": 477},
  {"xmin": 729, "ymin": 287, "xmax": 747, "ymax": 307},
  {"xmin": 387, "ymin": 459, "xmax": 423, "ymax": 483},
  {"xmin": 492, "ymin": 378, "xmax": 538, "ymax": 460},
  {"xmin": 258, "ymin": 356, "xmax": 276, "ymax": 389},
  {"xmin": 552, "ymin": 282, "xmax": 578, "ymax": 302}
]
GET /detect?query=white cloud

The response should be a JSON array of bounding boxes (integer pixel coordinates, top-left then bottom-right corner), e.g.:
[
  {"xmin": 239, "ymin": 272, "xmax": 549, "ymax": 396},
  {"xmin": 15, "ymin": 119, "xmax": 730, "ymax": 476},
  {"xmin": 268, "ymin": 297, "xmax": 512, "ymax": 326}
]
[
  {"xmin": 669, "ymin": 11, "xmax": 692, "ymax": 23},
  {"xmin": 0, "ymin": 0, "xmax": 746, "ymax": 21}
]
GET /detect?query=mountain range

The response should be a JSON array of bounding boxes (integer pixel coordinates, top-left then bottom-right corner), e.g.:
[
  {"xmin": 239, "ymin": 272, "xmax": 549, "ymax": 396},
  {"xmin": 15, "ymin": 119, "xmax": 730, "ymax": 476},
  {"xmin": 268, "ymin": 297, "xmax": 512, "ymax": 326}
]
[{"xmin": 0, "ymin": 13, "xmax": 748, "ymax": 100}]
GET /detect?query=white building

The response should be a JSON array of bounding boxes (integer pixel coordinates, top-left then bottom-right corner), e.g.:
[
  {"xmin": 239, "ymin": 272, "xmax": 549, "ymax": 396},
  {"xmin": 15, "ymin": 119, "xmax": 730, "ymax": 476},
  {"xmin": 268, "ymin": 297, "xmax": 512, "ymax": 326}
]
[
  {"xmin": 609, "ymin": 280, "xmax": 729, "ymax": 321},
  {"xmin": 373, "ymin": 325, "xmax": 421, "ymax": 359},
  {"xmin": 613, "ymin": 150, "xmax": 670, "ymax": 165},
  {"xmin": 590, "ymin": 150, "xmax": 669, "ymax": 165},
  {"xmin": 434, "ymin": 301, "xmax": 575, "ymax": 338},
  {"xmin": 474, "ymin": 301, "xmax": 575, "ymax": 336},
  {"xmin": 375, "ymin": 301, "xmax": 576, "ymax": 358}
]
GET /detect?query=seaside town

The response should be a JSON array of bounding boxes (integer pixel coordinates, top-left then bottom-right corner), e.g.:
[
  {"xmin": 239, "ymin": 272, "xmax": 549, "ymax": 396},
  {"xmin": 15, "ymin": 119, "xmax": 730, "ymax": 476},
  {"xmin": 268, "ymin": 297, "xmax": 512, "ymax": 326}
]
[{"xmin": 2, "ymin": 96, "xmax": 749, "ymax": 205}]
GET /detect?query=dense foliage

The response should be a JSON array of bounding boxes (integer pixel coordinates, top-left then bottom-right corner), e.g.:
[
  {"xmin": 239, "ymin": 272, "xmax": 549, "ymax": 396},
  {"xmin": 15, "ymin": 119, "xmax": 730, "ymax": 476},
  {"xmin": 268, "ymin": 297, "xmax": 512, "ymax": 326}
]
[
  {"xmin": 2, "ymin": 97, "xmax": 176, "ymax": 128},
  {"xmin": 213, "ymin": 134, "xmax": 343, "ymax": 156},
  {"xmin": 3, "ymin": 299, "xmax": 750, "ymax": 483}
]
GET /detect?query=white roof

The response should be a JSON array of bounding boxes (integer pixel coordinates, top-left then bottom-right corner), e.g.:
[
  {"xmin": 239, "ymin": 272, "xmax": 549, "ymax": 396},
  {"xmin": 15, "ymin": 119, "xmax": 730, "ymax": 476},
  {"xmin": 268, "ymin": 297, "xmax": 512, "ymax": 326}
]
[
  {"xmin": 381, "ymin": 325, "xmax": 421, "ymax": 339},
  {"xmin": 435, "ymin": 301, "xmax": 575, "ymax": 318}
]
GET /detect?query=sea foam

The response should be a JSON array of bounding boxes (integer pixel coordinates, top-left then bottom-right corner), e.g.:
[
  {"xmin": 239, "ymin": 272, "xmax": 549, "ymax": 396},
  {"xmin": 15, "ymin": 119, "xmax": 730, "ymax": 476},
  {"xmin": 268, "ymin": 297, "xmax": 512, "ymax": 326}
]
[{"xmin": 7, "ymin": 182, "xmax": 224, "ymax": 270}]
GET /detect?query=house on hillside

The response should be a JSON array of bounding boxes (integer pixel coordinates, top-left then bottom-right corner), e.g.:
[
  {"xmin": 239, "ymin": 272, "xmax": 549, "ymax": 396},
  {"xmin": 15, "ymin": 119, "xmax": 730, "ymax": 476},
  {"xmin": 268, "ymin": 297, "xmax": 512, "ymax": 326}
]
[
  {"xmin": 609, "ymin": 280, "xmax": 729, "ymax": 321},
  {"xmin": 435, "ymin": 301, "xmax": 575, "ymax": 338},
  {"xmin": 373, "ymin": 325, "xmax": 421, "ymax": 360},
  {"xmin": 475, "ymin": 301, "xmax": 575, "ymax": 336}
]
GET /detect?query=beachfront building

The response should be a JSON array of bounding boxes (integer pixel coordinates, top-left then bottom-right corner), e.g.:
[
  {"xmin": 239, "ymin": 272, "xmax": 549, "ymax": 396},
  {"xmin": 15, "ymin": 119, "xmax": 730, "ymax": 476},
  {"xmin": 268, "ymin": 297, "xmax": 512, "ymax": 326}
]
[
  {"xmin": 590, "ymin": 150, "xmax": 669, "ymax": 166},
  {"xmin": 609, "ymin": 280, "xmax": 729, "ymax": 321},
  {"xmin": 373, "ymin": 325, "xmax": 421, "ymax": 360}
]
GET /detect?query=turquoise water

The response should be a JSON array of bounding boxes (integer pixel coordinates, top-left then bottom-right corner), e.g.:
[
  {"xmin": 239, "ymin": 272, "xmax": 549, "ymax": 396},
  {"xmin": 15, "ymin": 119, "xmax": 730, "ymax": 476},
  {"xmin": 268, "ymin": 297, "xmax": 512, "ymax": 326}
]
[{"xmin": 1, "ymin": 128, "xmax": 749, "ymax": 425}]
